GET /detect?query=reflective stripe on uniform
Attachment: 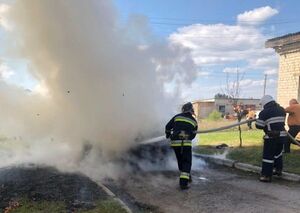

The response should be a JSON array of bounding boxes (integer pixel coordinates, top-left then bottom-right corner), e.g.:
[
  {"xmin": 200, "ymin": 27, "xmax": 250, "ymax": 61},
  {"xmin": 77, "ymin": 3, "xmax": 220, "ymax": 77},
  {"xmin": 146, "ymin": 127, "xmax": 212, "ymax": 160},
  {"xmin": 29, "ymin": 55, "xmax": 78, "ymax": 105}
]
[
  {"xmin": 170, "ymin": 140, "xmax": 192, "ymax": 147},
  {"xmin": 274, "ymin": 151, "xmax": 283, "ymax": 159},
  {"xmin": 256, "ymin": 119, "xmax": 265, "ymax": 127},
  {"xmin": 262, "ymin": 159, "xmax": 274, "ymax": 163},
  {"xmin": 180, "ymin": 172, "xmax": 190, "ymax": 180},
  {"xmin": 171, "ymin": 143, "xmax": 192, "ymax": 147},
  {"xmin": 265, "ymin": 116, "xmax": 286, "ymax": 125},
  {"xmin": 264, "ymin": 131, "xmax": 287, "ymax": 139},
  {"xmin": 174, "ymin": 116, "xmax": 197, "ymax": 127}
]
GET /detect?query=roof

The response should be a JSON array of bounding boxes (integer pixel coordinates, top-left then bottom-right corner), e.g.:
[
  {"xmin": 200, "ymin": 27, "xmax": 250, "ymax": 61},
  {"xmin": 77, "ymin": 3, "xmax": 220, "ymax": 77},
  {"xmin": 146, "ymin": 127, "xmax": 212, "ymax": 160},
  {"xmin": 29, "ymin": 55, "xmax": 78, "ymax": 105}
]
[
  {"xmin": 192, "ymin": 99, "xmax": 215, "ymax": 103},
  {"xmin": 267, "ymin": 32, "xmax": 300, "ymax": 43},
  {"xmin": 192, "ymin": 97, "xmax": 260, "ymax": 103},
  {"xmin": 265, "ymin": 32, "xmax": 300, "ymax": 50}
]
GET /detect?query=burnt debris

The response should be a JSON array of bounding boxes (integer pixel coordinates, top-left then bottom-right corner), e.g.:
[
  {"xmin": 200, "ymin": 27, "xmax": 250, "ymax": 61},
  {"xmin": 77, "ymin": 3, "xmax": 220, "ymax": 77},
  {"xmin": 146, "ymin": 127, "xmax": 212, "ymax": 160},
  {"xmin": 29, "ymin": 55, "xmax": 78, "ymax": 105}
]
[{"xmin": 0, "ymin": 166, "xmax": 108, "ymax": 211}]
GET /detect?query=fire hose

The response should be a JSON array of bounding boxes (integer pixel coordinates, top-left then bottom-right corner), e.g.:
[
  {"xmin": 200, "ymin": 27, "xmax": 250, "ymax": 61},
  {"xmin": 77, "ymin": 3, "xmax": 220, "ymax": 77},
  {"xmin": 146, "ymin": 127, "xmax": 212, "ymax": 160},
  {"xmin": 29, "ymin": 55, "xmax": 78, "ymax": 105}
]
[{"xmin": 141, "ymin": 118, "xmax": 300, "ymax": 146}]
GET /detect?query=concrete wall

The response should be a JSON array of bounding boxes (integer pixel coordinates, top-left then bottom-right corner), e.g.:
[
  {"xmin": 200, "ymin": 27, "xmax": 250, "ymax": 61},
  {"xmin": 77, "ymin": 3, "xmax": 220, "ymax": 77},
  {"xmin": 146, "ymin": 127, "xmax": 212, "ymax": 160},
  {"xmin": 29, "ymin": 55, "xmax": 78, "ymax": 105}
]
[
  {"xmin": 265, "ymin": 32, "xmax": 300, "ymax": 107},
  {"xmin": 277, "ymin": 51, "xmax": 300, "ymax": 107}
]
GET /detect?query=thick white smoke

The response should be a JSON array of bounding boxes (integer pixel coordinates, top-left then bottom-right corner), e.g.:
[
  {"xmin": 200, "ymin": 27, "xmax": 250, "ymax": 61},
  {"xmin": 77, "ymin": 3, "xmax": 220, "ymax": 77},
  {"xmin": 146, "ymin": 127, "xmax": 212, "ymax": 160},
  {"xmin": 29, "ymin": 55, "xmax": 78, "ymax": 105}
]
[{"xmin": 0, "ymin": 0, "xmax": 197, "ymax": 177}]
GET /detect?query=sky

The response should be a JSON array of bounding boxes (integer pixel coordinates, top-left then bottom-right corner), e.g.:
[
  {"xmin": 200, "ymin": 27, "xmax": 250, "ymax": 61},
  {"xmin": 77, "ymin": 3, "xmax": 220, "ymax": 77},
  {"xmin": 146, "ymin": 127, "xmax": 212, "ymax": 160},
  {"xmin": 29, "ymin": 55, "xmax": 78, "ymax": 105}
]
[
  {"xmin": 1, "ymin": 0, "xmax": 300, "ymax": 101},
  {"xmin": 113, "ymin": 0, "xmax": 300, "ymax": 100}
]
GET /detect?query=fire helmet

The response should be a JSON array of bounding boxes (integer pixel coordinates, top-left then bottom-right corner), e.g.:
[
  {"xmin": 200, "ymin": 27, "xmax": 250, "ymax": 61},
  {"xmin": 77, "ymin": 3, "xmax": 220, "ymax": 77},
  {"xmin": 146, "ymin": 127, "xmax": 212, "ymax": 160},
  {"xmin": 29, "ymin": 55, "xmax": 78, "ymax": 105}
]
[
  {"xmin": 259, "ymin": 95, "xmax": 274, "ymax": 107},
  {"xmin": 182, "ymin": 102, "xmax": 194, "ymax": 113}
]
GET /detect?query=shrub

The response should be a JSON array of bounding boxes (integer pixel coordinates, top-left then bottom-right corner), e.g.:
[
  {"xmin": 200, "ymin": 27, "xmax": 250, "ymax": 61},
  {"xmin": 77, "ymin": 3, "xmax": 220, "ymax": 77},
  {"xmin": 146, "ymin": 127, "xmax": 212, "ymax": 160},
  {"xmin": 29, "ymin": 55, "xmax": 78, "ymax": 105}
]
[{"xmin": 207, "ymin": 110, "xmax": 222, "ymax": 121}]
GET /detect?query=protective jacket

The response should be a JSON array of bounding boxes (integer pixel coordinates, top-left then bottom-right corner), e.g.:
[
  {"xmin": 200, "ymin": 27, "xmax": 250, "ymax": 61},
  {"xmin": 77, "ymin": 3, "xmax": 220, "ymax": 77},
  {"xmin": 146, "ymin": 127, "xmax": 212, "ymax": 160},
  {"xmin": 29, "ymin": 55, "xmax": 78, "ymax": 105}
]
[
  {"xmin": 165, "ymin": 112, "xmax": 198, "ymax": 147},
  {"xmin": 255, "ymin": 100, "xmax": 287, "ymax": 178},
  {"xmin": 256, "ymin": 101, "xmax": 287, "ymax": 139}
]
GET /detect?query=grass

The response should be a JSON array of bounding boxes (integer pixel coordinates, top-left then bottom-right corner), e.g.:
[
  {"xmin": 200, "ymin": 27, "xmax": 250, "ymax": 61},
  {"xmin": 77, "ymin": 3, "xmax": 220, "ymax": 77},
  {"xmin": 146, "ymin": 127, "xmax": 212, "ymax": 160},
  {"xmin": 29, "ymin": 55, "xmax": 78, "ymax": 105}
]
[
  {"xmin": 77, "ymin": 200, "xmax": 127, "ymax": 213},
  {"xmin": 8, "ymin": 198, "xmax": 127, "ymax": 213},
  {"xmin": 195, "ymin": 120, "xmax": 300, "ymax": 174},
  {"xmin": 198, "ymin": 129, "xmax": 264, "ymax": 147},
  {"xmin": 9, "ymin": 199, "xmax": 66, "ymax": 213}
]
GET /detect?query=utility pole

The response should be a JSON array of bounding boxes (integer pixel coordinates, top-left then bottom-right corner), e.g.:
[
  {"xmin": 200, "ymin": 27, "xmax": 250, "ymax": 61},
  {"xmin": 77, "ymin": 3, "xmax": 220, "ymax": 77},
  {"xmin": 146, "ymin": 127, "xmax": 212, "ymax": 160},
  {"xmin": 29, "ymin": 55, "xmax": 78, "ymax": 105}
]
[{"xmin": 263, "ymin": 74, "xmax": 267, "ymax": 96}]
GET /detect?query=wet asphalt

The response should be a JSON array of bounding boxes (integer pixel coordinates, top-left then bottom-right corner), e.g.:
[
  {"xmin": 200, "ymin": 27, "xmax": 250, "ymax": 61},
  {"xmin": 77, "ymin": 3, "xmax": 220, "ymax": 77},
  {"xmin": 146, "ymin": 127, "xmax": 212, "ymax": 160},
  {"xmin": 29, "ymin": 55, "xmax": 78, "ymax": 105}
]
[{"xmin": 105, "ymin": 158, "xmax": 300, "ymax": 213}]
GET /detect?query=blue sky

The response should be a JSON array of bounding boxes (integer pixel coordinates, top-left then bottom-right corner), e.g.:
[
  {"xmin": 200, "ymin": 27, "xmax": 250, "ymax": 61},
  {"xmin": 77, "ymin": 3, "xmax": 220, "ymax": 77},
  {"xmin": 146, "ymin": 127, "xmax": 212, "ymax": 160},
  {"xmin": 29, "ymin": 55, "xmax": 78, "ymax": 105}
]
[
  {"xmin": 114, "ymin": 0, "xmax": 299, "ymax": 36},
  {"xmin": 113, "ymin": 0, "xmax": 300, "ymax": 100},
  {"xmin": 1, "ymin": 1, "xmax": 300, "ymax": 101}
]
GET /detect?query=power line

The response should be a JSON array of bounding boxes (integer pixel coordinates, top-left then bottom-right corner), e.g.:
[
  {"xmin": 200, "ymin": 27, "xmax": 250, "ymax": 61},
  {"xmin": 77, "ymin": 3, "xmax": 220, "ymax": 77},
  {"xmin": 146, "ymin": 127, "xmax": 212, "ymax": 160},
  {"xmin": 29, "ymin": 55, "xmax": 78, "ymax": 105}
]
[
  {"xmin": 119, "ymin": 13, "xmax": 300, "ymax": 24},
  {"xmin": 149, "ymin": 20, "xmax": 300, "ymax": 27}
]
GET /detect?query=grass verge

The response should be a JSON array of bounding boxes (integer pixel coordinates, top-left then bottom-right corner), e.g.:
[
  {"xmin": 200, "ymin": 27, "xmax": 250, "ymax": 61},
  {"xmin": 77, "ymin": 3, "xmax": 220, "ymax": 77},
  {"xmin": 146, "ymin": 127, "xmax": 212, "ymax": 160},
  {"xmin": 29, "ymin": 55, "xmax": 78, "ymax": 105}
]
[
  {"xmin": 9, "ymin": 198, "xmax": 127, "ymax": 213},
  {"xmin": 195, "ymin": 128, "xmax": 300, "ymax": 175}
]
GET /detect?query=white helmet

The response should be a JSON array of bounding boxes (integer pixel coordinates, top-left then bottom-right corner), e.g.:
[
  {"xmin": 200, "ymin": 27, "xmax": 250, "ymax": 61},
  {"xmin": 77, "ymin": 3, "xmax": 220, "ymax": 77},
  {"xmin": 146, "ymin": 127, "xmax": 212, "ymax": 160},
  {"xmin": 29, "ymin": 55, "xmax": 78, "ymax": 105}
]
[{"xmin": 259, "ymin": 95, "xmax": 274, "ymax": 107}]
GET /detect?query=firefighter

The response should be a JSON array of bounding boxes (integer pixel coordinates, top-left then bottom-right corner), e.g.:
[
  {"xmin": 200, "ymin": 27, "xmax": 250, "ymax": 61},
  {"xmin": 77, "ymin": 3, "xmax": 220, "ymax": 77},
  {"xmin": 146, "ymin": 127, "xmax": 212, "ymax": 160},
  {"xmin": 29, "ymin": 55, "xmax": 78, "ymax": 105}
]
[
  {"xmin": 256, "ymin": 95, "xmax": 287, "ymax": 182},
  {"xmin": 165, "ymin": 102, "xmax": 198, "ymax": 190}
]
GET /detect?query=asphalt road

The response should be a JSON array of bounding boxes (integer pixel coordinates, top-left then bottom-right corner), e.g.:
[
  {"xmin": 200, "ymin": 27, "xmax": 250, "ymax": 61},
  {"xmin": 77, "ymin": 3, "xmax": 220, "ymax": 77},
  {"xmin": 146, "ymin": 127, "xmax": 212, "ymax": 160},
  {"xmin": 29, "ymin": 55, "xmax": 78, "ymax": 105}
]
[{"xmin": 106, "ymin": 157, "xmax": 300, "ymax": 213}]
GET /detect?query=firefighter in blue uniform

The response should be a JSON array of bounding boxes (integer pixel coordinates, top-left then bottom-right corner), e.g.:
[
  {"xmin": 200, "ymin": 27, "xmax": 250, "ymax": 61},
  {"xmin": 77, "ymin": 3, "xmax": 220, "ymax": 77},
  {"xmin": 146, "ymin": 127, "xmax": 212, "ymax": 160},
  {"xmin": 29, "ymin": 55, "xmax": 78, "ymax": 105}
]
[
  {"xmin": 165, "ymin": 102, "xmax": 198, "ymax": 189},
  {"xmin": 256, "ymin": 95, "xmax": 287, "ymax": 182}
]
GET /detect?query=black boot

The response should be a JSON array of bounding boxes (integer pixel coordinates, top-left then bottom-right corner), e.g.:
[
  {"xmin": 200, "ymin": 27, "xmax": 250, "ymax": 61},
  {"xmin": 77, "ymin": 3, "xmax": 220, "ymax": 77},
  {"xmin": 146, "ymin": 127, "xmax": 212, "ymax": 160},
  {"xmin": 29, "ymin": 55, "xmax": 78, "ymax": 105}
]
[
  {"xmin": 180, "ymin": 184, "xmax": 189, "ymax": 190},
  {"xmin": 259, "ymin": 175, "xmax": 272, "ymax": 182},
  {"xmin": 273, "ymin": 170, "xmax": 282, "ymax": 177},
  {"xmin": 188, "ymin": 175, "xmax": 192, "ymax": 183}
]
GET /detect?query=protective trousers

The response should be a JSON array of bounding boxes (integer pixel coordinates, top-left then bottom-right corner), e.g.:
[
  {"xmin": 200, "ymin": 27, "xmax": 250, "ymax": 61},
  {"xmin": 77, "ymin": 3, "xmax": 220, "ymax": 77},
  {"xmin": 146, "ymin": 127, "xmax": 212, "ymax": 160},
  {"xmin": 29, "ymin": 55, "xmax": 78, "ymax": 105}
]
[
  {"xmin": 172, "ymin": 146, "xmax": 192, "ymax": 187},
  {"xmin": 261, "ymin": 138, "xmax": 284, "ymax": 177}
]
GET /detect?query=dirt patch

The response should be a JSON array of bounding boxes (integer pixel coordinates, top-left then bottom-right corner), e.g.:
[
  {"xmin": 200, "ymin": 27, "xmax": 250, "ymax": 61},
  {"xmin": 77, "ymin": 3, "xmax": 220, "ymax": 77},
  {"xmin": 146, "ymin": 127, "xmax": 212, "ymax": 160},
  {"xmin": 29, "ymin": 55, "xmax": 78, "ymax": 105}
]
[{"xmin": 0, "ymin": 165, "xmax": 108, "ymax": 212}]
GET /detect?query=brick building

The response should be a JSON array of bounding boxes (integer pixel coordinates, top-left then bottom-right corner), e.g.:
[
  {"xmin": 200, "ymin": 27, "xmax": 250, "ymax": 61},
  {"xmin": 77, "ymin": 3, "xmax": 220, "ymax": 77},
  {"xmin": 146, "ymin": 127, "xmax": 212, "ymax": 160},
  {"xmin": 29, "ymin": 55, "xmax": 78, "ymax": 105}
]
[
  {"xmin": 266, "ymin": 32, "xmax": 300, "ymax": 107},
  {"xmin": 192, "ymin": 98, "xmax": 260, "ymax": 120}
]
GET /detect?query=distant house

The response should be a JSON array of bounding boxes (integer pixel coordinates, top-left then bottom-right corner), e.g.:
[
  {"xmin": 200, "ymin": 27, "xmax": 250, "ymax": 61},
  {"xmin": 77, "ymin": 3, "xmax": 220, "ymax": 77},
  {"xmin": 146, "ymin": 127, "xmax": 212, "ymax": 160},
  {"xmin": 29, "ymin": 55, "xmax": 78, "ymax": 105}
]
[
  {"xmin": 192, "ymin": 98, "xmax": 260, "ymax": 120},
  {"xmin": 265, "ymin": 32, "xmax": 300, "ymax": 107}
]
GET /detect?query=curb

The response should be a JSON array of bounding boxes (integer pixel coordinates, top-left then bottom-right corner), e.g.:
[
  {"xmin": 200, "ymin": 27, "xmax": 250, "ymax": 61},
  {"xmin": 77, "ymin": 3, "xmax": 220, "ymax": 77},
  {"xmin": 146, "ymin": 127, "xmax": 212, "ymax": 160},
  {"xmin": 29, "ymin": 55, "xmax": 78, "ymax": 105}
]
[
  {"xmin": 193, "ymin": 153, "xmax": 300, "ymax": 182},
  {"xmin": 94, "ymin": 180, "xmax": 133, "ymax": 213}
]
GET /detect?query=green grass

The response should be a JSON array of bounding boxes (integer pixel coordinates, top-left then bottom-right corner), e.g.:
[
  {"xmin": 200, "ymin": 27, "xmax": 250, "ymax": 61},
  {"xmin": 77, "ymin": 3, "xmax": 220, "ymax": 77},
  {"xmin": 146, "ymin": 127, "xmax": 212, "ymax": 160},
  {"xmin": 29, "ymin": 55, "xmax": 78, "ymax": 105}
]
[
  {"xmin": 227, "ymin": 146, "xmax": 262, "ymax": 166},
  {"xmin": 10, "ymin": 199, "xmax": 66, "ymax": 213},
  {"xmin": 198, "ymin": 129, "xmax": 263, "ymax": 147},
  {"xmin": 195, "ymin": 121, "xmax": 300, "ymax": 175},
  {"xmin": 9, "ymin": 198, "xmax": 127, "ymax": 213}
]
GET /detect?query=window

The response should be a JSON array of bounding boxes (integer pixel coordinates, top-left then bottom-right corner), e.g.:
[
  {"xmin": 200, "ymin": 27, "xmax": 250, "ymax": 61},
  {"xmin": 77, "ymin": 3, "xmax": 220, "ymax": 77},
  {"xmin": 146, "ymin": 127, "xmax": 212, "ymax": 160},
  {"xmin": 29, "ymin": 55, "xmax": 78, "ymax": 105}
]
[{"xmin": 219, "ymin": 105, "xmax": 225, "ymax": 114}]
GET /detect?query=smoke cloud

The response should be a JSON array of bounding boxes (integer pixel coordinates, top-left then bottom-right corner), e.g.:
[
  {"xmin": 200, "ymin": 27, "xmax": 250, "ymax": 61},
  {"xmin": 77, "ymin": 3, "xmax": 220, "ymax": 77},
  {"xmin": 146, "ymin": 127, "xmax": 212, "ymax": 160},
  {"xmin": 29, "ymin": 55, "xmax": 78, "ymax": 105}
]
[{"xmin": 0, "ymin": 0, "xmax": 197, "ymax": 177}]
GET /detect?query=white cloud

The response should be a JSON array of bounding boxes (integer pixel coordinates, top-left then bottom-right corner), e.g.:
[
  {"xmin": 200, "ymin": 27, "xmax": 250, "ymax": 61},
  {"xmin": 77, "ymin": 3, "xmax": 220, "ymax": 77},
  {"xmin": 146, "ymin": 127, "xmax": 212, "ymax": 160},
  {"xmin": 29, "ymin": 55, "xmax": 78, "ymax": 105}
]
[
  {"xmin": 0, "ymin": 4, "xmax": 12, "ymax": 30},
  {"xmin": 223, "ymin": 67, "xmax": 246, "ymax": 73},
  {"xmin": 167, "ymin": 6, "xmax": 280, "ymax": 99},
  {"xmin": 169, "ymin": 23, "xmax": 272, "ymax": 67},
  {"xmin": 237, "ymin": 6, "xmax": 278, "ymax": 26},
  {"xmin": 264, "ymin": 68, "xmax": 277, "ymax": 75},
  {"xmin": 238, "ymin": 78, "xmax": 276, "ymax": 88},
  {"xmin": 222, "ymin": 78, "xmax": 277, "ymax": 98},
  {"xmin": 0, "ymin": 63, "xmax": 14, "ymax": 79},
  {"xmin": 250, "ymin": 55, "xmax": 277, "ymax": 67},
  {"xmin": 197, "ymin": 71, "xmax": 210, "ymax": 76}
]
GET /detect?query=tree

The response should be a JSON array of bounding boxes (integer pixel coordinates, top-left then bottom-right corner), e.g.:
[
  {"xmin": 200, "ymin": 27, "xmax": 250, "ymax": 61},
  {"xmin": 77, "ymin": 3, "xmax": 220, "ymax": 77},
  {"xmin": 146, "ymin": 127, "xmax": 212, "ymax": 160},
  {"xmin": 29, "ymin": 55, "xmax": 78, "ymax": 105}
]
[
  {"xmin": 220, "ymin": 67, "xmax": 245, "ymax": 105},
  {"xmin": 220, "ymin": 67, "xmax": 245, "ymax": 147},
  {"xmin": 214, "ymin": 93, "xmax": 230, "ymax": 99}
]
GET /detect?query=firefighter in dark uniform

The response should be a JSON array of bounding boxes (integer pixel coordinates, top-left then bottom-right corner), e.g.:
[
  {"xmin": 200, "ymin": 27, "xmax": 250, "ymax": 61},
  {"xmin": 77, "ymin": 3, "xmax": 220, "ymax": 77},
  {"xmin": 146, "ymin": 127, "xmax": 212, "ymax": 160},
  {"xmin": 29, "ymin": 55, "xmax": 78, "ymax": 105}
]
[
  {"xmin": 256, "ymin": 95, "xmax": 287, "ymax": 182},
  {"xmin": 165, "ymin": 102, "xmax": 198, "ymax": 189}
]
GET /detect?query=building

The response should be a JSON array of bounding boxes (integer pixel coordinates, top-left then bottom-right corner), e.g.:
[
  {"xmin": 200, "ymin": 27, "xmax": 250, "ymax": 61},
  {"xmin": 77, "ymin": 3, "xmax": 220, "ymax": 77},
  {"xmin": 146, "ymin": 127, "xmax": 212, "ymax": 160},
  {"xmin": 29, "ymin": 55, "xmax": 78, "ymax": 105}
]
[
  {"xmin": 266, "ymin": 32, "xmax": 300, "ymax": 107},
  {"xmin": 192, "ymin": 98, "xmax": 260, "ymax": 120}
]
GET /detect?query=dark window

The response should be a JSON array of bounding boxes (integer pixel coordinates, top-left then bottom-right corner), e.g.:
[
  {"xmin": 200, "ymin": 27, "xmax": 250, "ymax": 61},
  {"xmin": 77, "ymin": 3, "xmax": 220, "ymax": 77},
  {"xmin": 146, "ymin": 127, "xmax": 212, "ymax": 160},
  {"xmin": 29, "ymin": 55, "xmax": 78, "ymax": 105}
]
[{"xmin": 219, "ymin": 105, "xmax": 225, "ymax": 113}]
